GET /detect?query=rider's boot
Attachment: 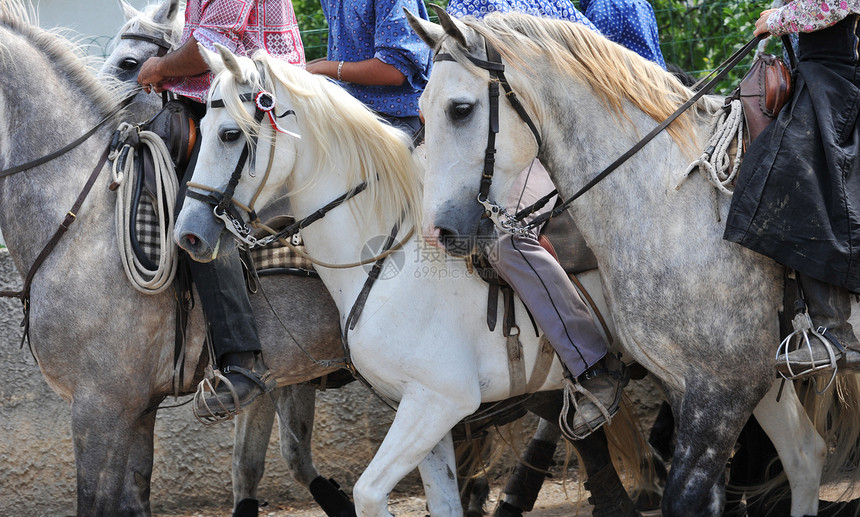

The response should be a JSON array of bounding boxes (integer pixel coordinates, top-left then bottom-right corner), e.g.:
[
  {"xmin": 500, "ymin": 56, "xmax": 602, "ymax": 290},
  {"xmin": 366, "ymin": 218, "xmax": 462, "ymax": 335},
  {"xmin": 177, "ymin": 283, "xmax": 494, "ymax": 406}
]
[
  {"xmin": 561, "ymin": 353, "xmax": 630, "ymax": 440},
  {"xmin": 202, "ymin": 351, "xmax": 271, "ymax": 416},
  {"xmin": 779, "ymin": 273, "xmax": 860, "ymax": 372}
]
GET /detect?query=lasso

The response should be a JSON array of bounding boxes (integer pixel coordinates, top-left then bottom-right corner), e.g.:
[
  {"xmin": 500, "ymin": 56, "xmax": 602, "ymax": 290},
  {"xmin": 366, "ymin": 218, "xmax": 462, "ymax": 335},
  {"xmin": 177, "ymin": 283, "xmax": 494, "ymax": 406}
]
[
  {"xmin": 676, "ymin": 98, "xmax": 744, "ymax": 195},
  {"xmin": 110, "ymin": 122, "xmax": 179, "ymax": 293}
]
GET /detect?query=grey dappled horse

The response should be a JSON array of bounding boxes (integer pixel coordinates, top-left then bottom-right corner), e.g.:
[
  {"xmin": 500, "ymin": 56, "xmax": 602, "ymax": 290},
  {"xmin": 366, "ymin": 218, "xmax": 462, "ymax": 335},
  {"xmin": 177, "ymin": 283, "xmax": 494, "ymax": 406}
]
[
  {"xmin": 409, "ymin": 9, "xmax": 860, "ymax": 516},
  {"xmin": 0, "ymin": 3, "xmax": 344, "ymax": 515},
  {"xmin": 100, "ymin": 2, "xmax": 355, "ymax": 514}
]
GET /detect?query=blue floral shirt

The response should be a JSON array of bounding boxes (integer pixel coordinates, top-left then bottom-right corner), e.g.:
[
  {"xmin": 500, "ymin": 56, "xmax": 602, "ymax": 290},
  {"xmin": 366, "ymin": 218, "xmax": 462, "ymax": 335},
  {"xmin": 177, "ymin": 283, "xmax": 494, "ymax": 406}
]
[
  {"xmin": 320, "ymin": 0, "xmax": 432, "ymax": 118},
  {"xmin": 579, "ymin": 0, "xmax": 666, "ymax": 68},
  {"xmin": 447, "ymin": 0, "xmax": 598, "ymax": 31}
]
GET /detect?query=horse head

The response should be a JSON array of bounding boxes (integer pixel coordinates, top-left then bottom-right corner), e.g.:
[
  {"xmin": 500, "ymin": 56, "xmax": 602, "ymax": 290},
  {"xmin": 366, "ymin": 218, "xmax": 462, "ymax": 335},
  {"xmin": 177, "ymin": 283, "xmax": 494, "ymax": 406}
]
[
  {"xmin": 408, "ymin": 6, "xmax": 541, "ymax": 257},
  {"xmin": 99, "ymin": 0, "xmax": 182, "ymax": 112},
  {"xmin": 175, "ymin": 44, "xmax": 302, "ymax": 262}
]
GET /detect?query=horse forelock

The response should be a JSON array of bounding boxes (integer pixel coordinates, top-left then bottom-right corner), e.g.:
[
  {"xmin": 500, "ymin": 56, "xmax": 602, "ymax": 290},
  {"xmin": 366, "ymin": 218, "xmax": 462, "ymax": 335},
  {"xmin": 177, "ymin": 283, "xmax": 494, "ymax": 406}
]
[
  {"xmin": 212, "ymin": 51, "xmax": 424, "ymax": 232},
  {"xmin": 108, "ymin": 1, "xmax": 184, "ymax": 53},
  {"xmin": 454, "ymin": 12, "xmax": 707, "ymax": 150},
  {"xmin": 0, "ymin": 0, "xmax": 122, "ymax": 117}
]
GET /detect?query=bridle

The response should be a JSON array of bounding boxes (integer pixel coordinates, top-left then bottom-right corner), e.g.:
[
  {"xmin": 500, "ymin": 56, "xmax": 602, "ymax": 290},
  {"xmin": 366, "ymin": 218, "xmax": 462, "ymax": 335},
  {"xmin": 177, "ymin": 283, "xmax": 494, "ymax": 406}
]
[
  {"xmin": 120, "ymin": 31, "xmax": 171, "ymax": 57},
  {"xmin": 183, "ymin": 66, "xmax": 398, "ymax": 267},
  {"xmin": 434, "ymin": 39, "xmax": 542, "ymax": 235},
  {"xmin": 439, "ymin": 34, "xmax": 764, "ymax": 235}
]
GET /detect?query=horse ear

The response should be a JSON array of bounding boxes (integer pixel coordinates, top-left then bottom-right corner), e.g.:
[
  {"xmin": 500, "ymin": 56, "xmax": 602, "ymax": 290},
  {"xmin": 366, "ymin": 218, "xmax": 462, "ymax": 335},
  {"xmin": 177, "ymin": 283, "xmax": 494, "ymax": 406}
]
[
  {"xmin": 405, "ymin": 8, "xmax": 445, "ymax": 49},
  {"xmin": 213, "ymin": 43, "xmax": 244, "ymax": 81},
  {"xmin": 198, "ymin": 43, "xmax": 225, "ymax": 76},
  {"xmin": 430, "ymin": 4, "xmax": 468, "ymax": 47},
  {"xmin": 118, "ymin": 0, "xmax": 140, "ymax": 22},
  {"xmin": 153, "ymin": 0, "xmax": 181, "ymax": 24}
]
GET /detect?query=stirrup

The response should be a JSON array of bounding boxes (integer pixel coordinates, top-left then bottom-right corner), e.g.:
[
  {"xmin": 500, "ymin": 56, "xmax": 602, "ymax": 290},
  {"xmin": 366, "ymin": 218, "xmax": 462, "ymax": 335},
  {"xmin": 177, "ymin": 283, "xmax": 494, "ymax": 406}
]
[
  {"xmin": 192, "ymin": 364, "xmax": 272, "ymax": 425},
  {"xmin": 776, "ymin": 311, "xmax": 841, "ymax": 392}
]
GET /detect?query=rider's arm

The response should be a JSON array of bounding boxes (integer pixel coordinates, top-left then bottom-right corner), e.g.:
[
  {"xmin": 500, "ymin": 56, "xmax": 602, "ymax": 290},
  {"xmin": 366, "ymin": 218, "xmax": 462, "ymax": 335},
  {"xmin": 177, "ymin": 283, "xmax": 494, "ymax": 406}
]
[{"xmin": 763, "ymin": 0, "xmax": 860, "ymax": 36}]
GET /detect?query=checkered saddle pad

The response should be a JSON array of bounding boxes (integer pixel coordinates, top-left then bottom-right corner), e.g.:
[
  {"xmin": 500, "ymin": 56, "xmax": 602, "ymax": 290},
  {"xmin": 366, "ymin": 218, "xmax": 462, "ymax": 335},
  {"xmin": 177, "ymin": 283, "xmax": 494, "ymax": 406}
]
[
  {"xmin": 134, "ymin": 196, "xmax": 167, "ymax": 267},
  {"xmin": 134, "ymin": 208, "xmax": 313, "ymax": 273},
  {"xmin": 247, "ymin": 216, "xmax": 315, "ymax": 273}
]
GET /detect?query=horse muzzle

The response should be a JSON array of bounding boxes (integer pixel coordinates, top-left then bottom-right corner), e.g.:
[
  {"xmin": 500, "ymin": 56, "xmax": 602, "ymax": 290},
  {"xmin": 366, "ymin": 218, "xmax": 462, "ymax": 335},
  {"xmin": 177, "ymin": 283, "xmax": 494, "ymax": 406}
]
[{"xmin": 175, "ymin": 199, "xmax": 235, "ymax": 262}]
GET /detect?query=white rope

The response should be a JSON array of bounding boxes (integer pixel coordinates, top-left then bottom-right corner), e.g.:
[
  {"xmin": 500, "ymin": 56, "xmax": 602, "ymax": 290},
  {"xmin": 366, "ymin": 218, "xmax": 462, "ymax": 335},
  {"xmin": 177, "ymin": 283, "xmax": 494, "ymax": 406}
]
[
  {"xmin": 110, "ymin": 122, "xmax": 179, "ymax": 294},
  {"xmin": 675, "ymin": 98, "xmax": 745, "ymax": 195}
]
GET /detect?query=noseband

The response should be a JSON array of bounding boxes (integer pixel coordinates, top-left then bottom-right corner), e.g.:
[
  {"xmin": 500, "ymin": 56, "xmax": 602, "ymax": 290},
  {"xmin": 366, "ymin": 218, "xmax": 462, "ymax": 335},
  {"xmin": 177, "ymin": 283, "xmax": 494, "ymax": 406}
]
[{"xmin": 434, "ymin": 38, "xmax": 542, "ymax": 235}]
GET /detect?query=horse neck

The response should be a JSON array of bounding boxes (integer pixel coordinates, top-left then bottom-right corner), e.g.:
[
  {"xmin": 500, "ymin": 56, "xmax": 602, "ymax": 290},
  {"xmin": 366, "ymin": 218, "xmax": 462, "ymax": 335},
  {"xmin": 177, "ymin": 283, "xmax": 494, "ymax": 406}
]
[
  {"xmin": 533, "ymin": 77, "xmax": 716, "ymax": 254},
  {"xmin": 286, "ymin": 150, "xmax": 402, "ymax": 312},
  {"xmin": 0, "ymin": 27, "xmax": 117, "ymax": 273}
]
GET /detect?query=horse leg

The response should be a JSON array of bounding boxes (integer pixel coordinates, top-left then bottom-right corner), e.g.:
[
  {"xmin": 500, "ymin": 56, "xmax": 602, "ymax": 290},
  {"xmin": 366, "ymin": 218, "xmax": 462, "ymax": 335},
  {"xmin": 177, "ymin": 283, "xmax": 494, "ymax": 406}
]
[
  {"xmin": 232, "ymin": 387, "xmax": 277, "ymax": 516},
  {"xmin": 662, "ymin": 378, "xmax": 767, "ymax": 517},
  {"xmin": 120, "ymin": 407, "xmax": 159, "ymax": 516},
  {"xmin": 494, "ymin": 418, "xmax": 560, "ymax": 516},
  {"xmin": 353, "ymin": 391, "xmax": 476, "ymax": 517},
  {"xmin": 417, "ymin": 432, "xmax": 461, "ymax": 517},
  {"xmin": 71, "ymin": 393, "xmax": 151, "ymax": 516},
  {"xmin": 273, "ymin": 384, "xmax": 355, "ymax": 517},
  {"xmin": 751, "ymin": 380, "xmax": 825, "ymax": 517}
]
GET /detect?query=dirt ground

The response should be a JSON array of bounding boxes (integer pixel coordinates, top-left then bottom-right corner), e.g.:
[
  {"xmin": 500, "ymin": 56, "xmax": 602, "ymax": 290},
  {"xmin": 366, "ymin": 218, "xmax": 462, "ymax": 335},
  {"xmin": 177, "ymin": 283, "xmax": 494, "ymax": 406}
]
[{"xmin": 154, "ymin": 473, "xmax": 860, "ymax": 517}]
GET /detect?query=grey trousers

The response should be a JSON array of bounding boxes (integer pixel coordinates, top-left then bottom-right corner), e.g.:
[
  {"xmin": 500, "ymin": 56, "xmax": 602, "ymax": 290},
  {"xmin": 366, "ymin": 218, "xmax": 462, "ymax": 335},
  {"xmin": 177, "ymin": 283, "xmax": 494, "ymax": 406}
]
[{"xmin": 486, "ymin": 161, "xmax": 606, "ymax": 377}]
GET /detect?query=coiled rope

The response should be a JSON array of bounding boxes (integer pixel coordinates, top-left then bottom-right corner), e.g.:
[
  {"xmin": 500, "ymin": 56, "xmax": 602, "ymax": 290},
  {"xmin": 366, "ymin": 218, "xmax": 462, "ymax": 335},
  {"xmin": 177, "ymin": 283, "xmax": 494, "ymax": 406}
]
[
  {"xmin": 110, "ymin": 122, "xmax": 179, "ymax": 293},
  {"xmin": 675, "ymin": 98, "xmax": 744, "ymax": 195}
]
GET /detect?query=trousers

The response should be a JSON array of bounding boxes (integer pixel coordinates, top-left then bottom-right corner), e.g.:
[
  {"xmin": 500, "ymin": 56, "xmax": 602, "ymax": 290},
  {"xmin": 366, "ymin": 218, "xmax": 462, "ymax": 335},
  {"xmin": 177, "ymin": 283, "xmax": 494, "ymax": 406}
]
[
  {"xmin": 176, "ymin": 99, "xmax": 262, "ymax": 364},
  {"xmin": 486, "ymin": 160, "xmax": 607, "ymax": 377}
]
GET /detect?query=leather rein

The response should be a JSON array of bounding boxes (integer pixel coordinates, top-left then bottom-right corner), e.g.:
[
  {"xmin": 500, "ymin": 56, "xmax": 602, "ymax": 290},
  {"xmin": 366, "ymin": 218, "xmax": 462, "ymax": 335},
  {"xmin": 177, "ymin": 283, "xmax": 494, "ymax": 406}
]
[
  {"xmin": 443, "ymin": 35, "xmax": 764, "ymax": 234},
  {"xmin": 0, "ymin": 95, "xmax": 135, "ymax": 346}
]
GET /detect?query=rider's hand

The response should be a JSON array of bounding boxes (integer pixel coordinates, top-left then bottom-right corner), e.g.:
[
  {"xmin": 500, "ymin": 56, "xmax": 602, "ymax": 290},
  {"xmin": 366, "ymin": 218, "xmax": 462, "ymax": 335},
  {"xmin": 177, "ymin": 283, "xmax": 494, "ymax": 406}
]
[
  {"xmin": 754, "ymin": 9, "xmax": 776, "ymax": 37},
  {"xmin": 137, "ymin": 57, "xmax": 167, "ymax": 94}
]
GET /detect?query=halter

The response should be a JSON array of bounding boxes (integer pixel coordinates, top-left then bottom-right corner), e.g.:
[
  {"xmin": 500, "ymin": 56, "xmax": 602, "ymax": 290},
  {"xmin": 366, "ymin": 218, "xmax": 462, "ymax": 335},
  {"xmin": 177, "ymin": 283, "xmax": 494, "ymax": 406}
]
[{"xmin": 434, "ymin": 39, "xmax": 542, "ymax": 234}]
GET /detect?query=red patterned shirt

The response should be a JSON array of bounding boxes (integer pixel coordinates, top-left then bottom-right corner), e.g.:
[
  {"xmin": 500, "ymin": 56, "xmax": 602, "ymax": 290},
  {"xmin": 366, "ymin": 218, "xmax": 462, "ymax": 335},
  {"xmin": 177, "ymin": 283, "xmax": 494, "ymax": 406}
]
[
  {"xmin": 166, "ymin": 0, "xmax": 306, "ymax": 103},
  {"xmin": 767, "ymin": 0, "xmax": 860, "ymax": 35}
]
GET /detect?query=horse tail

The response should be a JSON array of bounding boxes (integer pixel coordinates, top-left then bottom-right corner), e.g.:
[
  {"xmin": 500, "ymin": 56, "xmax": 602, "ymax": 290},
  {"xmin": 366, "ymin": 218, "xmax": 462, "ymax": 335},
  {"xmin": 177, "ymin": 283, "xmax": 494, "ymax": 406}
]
[
  {"xmin": 805, "ymin": 374, "xmax": 860, "ymax": 488},
  {"xmin": 603, "ymin": 393, "xmax": 653, "ymax": 496}
]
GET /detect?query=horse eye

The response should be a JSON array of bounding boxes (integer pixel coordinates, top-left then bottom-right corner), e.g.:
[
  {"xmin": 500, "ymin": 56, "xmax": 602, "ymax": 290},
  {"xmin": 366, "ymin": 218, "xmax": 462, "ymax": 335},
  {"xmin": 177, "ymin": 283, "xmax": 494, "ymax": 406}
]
[
  {"xmin": 220, "ymin": 129, "xmax": 242, "ymax": 143},
  {"xmin": 450, "ymin": 103, "xmax": 474, "ymax": 121},
  {"xmin": 119, "ymin": 58, "xmax": 139, "ymax": 71}
]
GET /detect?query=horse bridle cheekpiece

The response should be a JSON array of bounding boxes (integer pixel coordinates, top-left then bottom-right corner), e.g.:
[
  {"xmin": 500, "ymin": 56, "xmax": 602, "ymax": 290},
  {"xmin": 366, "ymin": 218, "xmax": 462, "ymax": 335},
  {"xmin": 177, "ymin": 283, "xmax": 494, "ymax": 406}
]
[{"xmin": 434, "ymin": 38, "xmax": 542, "ymax": 236}]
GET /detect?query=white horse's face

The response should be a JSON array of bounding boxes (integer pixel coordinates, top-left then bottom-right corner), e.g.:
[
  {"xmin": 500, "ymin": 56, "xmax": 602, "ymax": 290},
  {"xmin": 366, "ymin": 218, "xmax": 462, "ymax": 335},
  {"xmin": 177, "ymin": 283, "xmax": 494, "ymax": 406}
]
[
  {"xmin": 175, "ymin": 47, "xmax": 301, "ymax": 262},
  {"xmin": 411, "ymin": 12, "xmax": 539, "ymax": 255}
]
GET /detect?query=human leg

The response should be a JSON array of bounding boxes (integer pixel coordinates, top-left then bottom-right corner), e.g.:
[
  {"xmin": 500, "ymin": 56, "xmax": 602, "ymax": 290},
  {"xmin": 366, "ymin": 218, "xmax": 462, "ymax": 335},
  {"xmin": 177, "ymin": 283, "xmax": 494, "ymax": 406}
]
[
  {"xmin": 176, "ymin": 122, "xmax": 268, "ymax": 416},
  {"xmin": 487, "ymin": 232, "xmax": 627, "ymax": 438},
  {"xmin": 780, "ymin": 272, "xmax": 860, "ymax": 373}
]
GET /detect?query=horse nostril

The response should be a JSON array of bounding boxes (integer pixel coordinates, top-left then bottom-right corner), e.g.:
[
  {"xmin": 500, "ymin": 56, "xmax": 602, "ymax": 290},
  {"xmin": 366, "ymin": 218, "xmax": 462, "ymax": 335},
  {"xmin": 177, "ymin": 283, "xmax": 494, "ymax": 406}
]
[
  {"xmin": 187, "ymin": 234, "xmax": 197, "ymax": 246},
  {"xmin": 437, "ymin": 228, "xmax": 473, "ymax": 257}
]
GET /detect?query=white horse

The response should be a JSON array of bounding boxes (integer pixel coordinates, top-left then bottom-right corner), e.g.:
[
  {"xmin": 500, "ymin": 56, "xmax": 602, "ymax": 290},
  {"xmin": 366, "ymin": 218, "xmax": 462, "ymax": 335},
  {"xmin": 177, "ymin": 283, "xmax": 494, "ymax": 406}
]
[
  {"xmin": 407, "ymin": 8, "xmax": 860, "ymax": 517},
  {"xmin": 171, "ymin": 44, "xmax": 654, "ymax": 516}
]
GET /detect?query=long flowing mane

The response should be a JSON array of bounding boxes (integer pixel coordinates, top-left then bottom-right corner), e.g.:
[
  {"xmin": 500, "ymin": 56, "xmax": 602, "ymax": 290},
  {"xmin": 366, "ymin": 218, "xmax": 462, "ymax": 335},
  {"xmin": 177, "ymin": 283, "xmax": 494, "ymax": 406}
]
[
  {"xmin": 0, "ymin": 0, "xmax": 122, "ymax": 115},
  {"xmin": 211, "ymin": 51, "xmax": 424, "ymax": 231},
  {"xmin": 447, "ymin": 12, "xmax": 719, "ymax": 147}
]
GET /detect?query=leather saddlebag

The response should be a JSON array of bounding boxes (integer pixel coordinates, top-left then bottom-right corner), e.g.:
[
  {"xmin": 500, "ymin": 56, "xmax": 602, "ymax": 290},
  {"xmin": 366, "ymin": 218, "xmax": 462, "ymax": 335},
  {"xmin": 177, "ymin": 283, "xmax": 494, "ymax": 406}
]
[{"xmin": 736, "ymin": 37, "xmax": 796, "ymax": 146}]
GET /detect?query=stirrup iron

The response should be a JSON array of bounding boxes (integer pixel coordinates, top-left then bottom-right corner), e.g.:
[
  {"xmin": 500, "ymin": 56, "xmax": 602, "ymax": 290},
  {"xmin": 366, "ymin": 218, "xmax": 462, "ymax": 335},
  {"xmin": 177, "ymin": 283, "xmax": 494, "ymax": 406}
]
[{"xmin": 776, "ymin": 311, "xmax": 840, "ymax": 393}]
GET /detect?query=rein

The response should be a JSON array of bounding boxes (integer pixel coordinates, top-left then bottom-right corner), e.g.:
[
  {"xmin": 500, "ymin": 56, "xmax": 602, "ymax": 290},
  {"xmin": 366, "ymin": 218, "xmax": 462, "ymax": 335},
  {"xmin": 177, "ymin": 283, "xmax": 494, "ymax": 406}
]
[{"xmin": 449, "ymin": 34, "xmax": 764, "ymax": 234}]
